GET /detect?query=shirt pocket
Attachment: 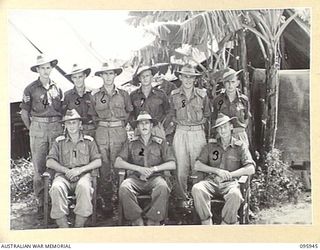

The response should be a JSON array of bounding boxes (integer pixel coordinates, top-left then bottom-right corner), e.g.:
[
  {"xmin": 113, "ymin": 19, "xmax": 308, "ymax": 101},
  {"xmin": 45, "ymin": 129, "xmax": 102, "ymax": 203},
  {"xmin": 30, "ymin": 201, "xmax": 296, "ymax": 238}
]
[
  {"xmin": 149, "ymin": 148, "xmax": 161, "ymax": 166},
  {"xmin": 190, "ymin": 102, "xmax": 203, "ymax": 121},
  {"xmin": 132, "ymin": 146, "xmax": 145, "ymax": 165},
  {"xmin": 77, "ymin": 144, "xmax": 90, "ymax": 165},
  {"xmin": 226, "ymin": 156, "xmax": 240, "ymax": 172},
  {"xmin": 111, "ymin": 99, "xmax": 126, "ymax": 118},
  {"xmin": 173, "ymin": 98, "xmax": 187, "ymax": 120}
]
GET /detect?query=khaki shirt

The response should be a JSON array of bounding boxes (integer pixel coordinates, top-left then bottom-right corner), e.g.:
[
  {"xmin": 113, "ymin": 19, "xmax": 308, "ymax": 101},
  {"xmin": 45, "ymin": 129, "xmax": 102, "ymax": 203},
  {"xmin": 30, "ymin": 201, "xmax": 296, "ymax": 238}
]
[
  {"xmin": 20, "ymin": 78, "xmax": 63, "ymax": 117},
  {"xmin": 169, "ymin": 87, "xmax": 210, "ymax": 126},
  {"xmin": 47, "ymin": 133, "xmax": 101, "ymax": 169},
  {"xmin": 118, "ymin": 136, "xmax": 175, "ymax": 179},
  {"xmin": 88, "ymin": 86, "xmax": 133, "ymax": 121},
  {"xmin": 197, "ymin": 137, "xmax": 255, "ymax": 180},
  {"xmin": 212, "ymin": 89, "xmax": 251, "ymax": 128},
  {"xmin": 62, "ymin": 88, "xmax": 92, "ymax": 124},
  {"xmin": 130, "ymin": 87, "xmax": 170, "ymax": 123}
]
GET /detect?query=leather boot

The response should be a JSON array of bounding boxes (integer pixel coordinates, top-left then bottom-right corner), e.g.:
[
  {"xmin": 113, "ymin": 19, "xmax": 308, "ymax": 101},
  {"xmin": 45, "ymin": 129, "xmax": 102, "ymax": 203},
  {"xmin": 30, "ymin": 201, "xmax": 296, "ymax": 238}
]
[
  {"xmin": 75, "ymin": 215, "xmax": 88, "ymax": 228},
  {"xmin": 56, "ymin": 216, "xmax": 69, "ymax": 228}
]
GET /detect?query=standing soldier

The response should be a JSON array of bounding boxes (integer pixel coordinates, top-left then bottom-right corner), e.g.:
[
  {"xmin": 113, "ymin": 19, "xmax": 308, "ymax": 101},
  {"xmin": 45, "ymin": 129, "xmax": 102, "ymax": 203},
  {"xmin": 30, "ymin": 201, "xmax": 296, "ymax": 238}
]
[
  {"xmin": 63, "ymin": 64, "xmax": 95, "ymax": 137},
  {"xmin": 130, "ymin": 65, "xmax": 170, "ymax": 140},
  {"xmin": 170, "ymin": 64, "xmax": 211, "ymax": 207},
  {"xmin": 20, "ymin": 54, "xmax": 64, "ymax": 214},
  {"xmin": 212, "ymin": 68, "xmax": 251, "ymax": 146},
  {"xmin": 88, "ymin": 62, "xmax": 133, "ymax": 216}
]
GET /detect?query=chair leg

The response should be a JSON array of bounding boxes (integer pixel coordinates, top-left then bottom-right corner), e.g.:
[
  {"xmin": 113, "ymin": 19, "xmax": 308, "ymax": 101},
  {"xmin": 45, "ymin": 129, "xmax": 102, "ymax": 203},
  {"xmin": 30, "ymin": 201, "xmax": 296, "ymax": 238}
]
[
  {"xmin": 91, "ymin": 177, "xmax": 97, "ymax": 226},
  {"xmin": 43, "ymin": 175, "xmax": 49, "ymax": 228}
]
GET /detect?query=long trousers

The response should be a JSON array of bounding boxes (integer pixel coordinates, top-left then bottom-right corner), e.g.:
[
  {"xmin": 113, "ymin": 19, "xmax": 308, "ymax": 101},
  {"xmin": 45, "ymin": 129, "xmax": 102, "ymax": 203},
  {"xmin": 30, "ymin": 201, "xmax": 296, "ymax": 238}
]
[
  {"xmin": 173, "ymin": 127, "xmax": 206, "ymax": 200},
  {"xmin": 49, "ymin": 173, "xmax": 93, "ymax": 219},
  {"xmin": 191, "ymin": 179, "xmax": 243, "ymax": 224},
  {"xmin": 29, "ymin": 120, "xmax": 63, "ymax": 204},
  {"xmin": 119, "ymin": 176, "xmax": 170, "ymax": 222},
  {"xmin": 95, "ymin": 126, "xmax": 127, "ymax": 206}
]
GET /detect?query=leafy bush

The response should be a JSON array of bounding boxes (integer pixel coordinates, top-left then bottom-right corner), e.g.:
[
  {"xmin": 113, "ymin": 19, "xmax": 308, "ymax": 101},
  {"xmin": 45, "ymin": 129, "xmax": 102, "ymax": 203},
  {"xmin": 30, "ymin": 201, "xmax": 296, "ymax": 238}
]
[
  {"xmin": 11, "ymin": 158, "xmax": 34, "ymax": 202},
  {"xmin": 250, "ymin": 149, "xmax": 303, "ymax": 212}
]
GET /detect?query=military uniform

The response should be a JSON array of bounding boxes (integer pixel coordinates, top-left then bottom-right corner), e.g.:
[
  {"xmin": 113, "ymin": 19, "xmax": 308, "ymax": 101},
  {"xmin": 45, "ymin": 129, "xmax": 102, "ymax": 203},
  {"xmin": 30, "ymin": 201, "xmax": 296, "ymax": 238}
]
[
  {"xmin": 191, "ymin": 137, "xmax": 255, "ymax": 224},
  {"xmin": 88, "ymin": 86, "xmax": 133, "ymax": 211},
  {"xmin": 212, "ymin": 89, "xmax": 251, "ymax": 145},
  {"xmin": 118, "ymin": 135, "xmax": 175, "ymax": 222},
  {"xmin": 130, "ymin": 87, "xmax": 170, "ymax": 139},
  {"xmin": 62, "ymin": 88, "xmax": 95, "ymax": 137},
  {"xmin": 47, "ymin": 133, "xmax": 101, "ymax": 220},
  {"xmin": 20, "ymin": 78, "xmax": 63, "ymax": 202},
  {"xmin": 169, "ymin": 87, "xmax": 210, "ymax": 200}
]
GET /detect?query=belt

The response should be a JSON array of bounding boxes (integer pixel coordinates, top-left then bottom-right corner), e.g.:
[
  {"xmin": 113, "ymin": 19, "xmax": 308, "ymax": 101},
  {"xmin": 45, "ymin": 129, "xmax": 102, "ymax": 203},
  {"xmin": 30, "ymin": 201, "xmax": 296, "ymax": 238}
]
[
  {"xmin": 31, "ymin": 116, "xmax": 61, "ymax": 123},
  {"xmin": 177, "ymin": 124, "xmax": 204, "ymax": 131},
  {"xmin": 98, "ymin": 120, "xmax": 124, "ymax": 128},
  {"xmin": 233, "ymin": 127, "xmax": 246, "ymax": 133}
]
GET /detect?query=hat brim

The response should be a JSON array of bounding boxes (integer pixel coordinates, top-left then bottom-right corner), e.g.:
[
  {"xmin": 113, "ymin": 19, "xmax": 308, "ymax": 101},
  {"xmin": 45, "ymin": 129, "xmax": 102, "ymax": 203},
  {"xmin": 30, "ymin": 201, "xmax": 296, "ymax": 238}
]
[
  {"xmin": 133, "ymin": 66, "xmax": 158, "ymax": 83},
  {"xmin": 60, "ymin": 117, "xmax": 84, "ymax": 123},
  {"xmin": 94, "ymin": 68, "xmax": 123, "ymax": 76},
  {"xmin": 65, "ymin": 68, "xmax": 91, "ymax": 82},
  {"xmin": 212, "ymin": 117, "xmax": 237, "ymax": 128},
  {"xmin": 130, "ymin": 118, "xmax": 158, "ymax": 128},
  {"xmin": 30, "ymin": 59, "xmax": 58, "ymax": 72},
  {"xmin": 222, "ymin": 69, "xmax": 242, "ymax": 81},
  {"xmin": 174, "ymin": 71, "xmax": 202, "ymax": 78}
]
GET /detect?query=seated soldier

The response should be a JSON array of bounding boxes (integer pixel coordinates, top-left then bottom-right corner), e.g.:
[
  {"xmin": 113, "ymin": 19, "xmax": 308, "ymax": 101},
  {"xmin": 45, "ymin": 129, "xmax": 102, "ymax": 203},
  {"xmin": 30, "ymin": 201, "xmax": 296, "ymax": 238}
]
[
  {"xmin": 191, "ymin": 113, "xmax": 255, "ymax": 225},
  {"xmin": 46, "ymin": 109, "xmax": 102, "ymax": 228},
  {"xmin": 114, "ymin": 111, "xmax": 176, "ymax": 226}
]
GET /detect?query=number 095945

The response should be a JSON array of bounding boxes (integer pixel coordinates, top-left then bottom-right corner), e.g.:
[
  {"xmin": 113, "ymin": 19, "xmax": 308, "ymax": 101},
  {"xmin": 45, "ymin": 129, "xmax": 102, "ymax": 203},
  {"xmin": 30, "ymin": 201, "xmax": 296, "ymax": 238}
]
[{"xmin": 300, "ymin": 244, "xmax": 318, "ymax": 248}]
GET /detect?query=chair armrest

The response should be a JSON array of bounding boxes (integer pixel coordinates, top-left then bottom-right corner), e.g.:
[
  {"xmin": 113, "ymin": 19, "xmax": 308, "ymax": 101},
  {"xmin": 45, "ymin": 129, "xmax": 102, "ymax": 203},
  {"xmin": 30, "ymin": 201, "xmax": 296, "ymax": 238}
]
[
  {"xmin": 238, "ymin": 175, "xmax": 251, "ymax": 200},
  {"xmin": 90, "ymin": 168, "xmax": 99, "ymax": 178},
  {"xmin": 119, "ymin": 169, "xmax": 126, "ymax": 185},
  {"xmin": 238, "ymin": 175, "xmax": 249, "ymax": 185},
  {"xmin": 189, "ymin": 175, "xmax": 199, "ymax": 185}
]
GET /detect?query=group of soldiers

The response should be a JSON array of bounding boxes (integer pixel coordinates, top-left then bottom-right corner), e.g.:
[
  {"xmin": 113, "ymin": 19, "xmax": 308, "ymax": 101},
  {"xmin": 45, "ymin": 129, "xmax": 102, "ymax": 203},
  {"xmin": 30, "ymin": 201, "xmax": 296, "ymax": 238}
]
[{"xmin": 20, "ymin": 54, "xmax": 256, "ymax": 228}]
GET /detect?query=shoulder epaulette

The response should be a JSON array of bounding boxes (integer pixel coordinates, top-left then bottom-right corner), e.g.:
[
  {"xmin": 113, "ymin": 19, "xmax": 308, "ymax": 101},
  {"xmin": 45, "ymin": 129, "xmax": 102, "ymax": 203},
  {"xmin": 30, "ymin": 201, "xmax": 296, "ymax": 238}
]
[
  {"xmin": 234, "ymin": 139, "xmax": 243, "ymax": 147},
  {"xmin": 55, "ymin": 135, "xmax": 66, "ymax": 142},
  {"xmin": 83, "ymin": 135, "xmax": 94, "ymax": 141},
  {"xmin": 239, "ymin": 94, "xmax": 249, "ymax": 102},
  {"xmin": 171, "ymin": 88, "xmax": 180, "ymax": 96},
  {"xmin": 152, "ymin": 136, "xmax": 163, "ymax": 144}
]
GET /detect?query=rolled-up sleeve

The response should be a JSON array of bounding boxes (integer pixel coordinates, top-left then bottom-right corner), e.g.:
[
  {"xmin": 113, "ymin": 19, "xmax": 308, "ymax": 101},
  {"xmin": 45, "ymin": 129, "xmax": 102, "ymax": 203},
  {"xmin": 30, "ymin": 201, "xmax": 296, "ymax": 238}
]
[
  {"xmin": 162, "ymin": 143, "xmax": 176, "ymax": 162},
  {"xmin": 196, "ymin": 145, "xmax": 209, "ymax": 165},
  {"xmin": 46, "ymin": 141, "xmax": 60, "ymax": 162},
  {"xmin": 88, "ymin": 140, "xmax": 101, "ymax": 161},
  {"xmin": 118, "ymin": 141, "xmax": 130, "ymax": 161},
  {"xmin": 20, "ymin": 87, "xmax": 32, "ymax": 112},
  {"xmin": 240, "ymin": 144, "xmax": 256, "ymax": 168}
]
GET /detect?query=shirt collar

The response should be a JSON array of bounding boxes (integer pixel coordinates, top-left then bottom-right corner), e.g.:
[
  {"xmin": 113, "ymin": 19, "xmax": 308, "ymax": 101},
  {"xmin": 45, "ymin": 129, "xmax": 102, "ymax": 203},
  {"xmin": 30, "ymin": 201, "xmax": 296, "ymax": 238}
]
[
  {"xmin": 65, "ymin": 132, "xmax": 84, "ymax": 142},
  {"xmin": 178, "ymin": 86, "xmax": 196, "ymax": 98},
  {"xmin": 217, "ymin": 136, "xmax": 236, "ymax": 149},
  {"xmin": 36, "ymin": 78, "xmax": 55, "ymax": 88},
  {"xmin": 101, "ymin": 85, "xmax": 119, "ymax": 95},
  {"xmin": 72, "ymin": 87, "xmax": 89, "ymax": 96}
]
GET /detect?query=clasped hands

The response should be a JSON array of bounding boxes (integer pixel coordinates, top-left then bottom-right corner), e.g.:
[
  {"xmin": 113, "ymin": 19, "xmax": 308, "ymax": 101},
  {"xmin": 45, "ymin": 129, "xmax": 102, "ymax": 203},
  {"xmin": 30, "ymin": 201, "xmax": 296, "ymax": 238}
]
[
  {"xmin": 65, "ymin": 167, "xmax": 83, "ymax": 182},
  {"xmin": 215, "ymin": 169, "xmax": 233, "ymax": 183},
  {"xmin": 139, "ymin": 166, "xmax": 158, "ymax": 181}
]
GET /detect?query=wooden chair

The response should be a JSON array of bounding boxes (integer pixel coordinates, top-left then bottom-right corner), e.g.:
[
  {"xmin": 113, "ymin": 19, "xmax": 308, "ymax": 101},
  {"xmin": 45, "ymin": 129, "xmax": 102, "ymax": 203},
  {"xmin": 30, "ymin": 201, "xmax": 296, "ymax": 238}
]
[
  {"xmin": 117, "ymin": 170, "xmax": 173, "ymax": 226},
  {"xmin": 42, "ymin": 169, "xmax": 99, "ymax": 228},
  {"xmin": 190, "ymin": 175, "xmax": 251, "ymax": 225}
]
